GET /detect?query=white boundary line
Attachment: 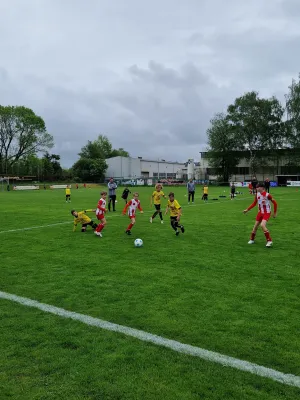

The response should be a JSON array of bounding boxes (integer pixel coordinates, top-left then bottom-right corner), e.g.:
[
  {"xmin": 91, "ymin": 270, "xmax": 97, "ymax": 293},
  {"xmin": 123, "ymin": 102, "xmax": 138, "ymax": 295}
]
[
  {"xmin": 0, "ymin": 290, "xmax": 300, "ymax": 388},
  {"xmin": 0, "ymin": 197, "xmax": 253, "ymax": 235}
]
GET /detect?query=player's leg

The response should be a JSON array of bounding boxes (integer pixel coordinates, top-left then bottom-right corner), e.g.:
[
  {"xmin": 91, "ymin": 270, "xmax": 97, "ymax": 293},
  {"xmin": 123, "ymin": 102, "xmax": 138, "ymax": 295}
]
[
  {"xmin": 248, "ymin": 218, "xmax": 261, "ymax": 243},
  {"xmin": 95, "ymin": 217, "xmax": 106, "ymax": 237},
  {"xmin": 126, "ymin": 216, "xmax": 135, "ymax": 235},
  {"xmin": 260, "ymin": 216, "xmax": 272, "ymax": 246},
  {"xmin": 81, "ymin": 223, "xmax": 87, "ymax": 232},
  {"xmin": 191, "ymin": 191, "xmax": 195, "ymax": 203},
  {"xmin": 157, "ymin": 204, "xmax": 163, "ymax": 223},
  {"xmin": 112, "ymin": 195, "xmax": 116, "ymax": 211},
  {"xmin": 151, "ymin": 204, "xmax": 159, "ymax": 221},
  {"xmin": 108, "ymin": 196, "xmax": 112, "ymax": 211}
]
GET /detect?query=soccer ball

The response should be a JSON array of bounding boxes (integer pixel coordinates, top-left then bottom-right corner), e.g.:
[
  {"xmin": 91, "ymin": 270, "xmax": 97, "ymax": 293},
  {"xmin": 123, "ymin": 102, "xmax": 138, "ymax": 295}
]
[{"xmin": 134, "ymin": 238, "xmax": 143, "ymax": 247}]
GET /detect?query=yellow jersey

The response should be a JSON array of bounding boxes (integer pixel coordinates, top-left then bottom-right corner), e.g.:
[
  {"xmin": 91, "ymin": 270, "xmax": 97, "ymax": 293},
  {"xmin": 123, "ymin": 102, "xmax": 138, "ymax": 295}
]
[
  {"xmin": 73, "ymin": 210, "xmax": 93, "ymax": 230},
  {"xmin": 167, "ymin": 199, "xmax": 181, "ymax": 217},
  {"xmin": 66, "ymin": 188, "xmax": 71, "ymax": 195},
  {"xmin": 203, "ymin": 186, "xmax": 208, "ymax": 194},
  {"xmin": 152, "ymin": 190, "xmax": 165, "ymax": 205}
]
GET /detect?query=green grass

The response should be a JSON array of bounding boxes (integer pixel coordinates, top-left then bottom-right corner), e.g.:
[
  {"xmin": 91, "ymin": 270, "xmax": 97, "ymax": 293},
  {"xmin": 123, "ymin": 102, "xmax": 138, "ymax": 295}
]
[{"xmin": 0, "ymin": 186, "xmax": 300, "ymax": 399}]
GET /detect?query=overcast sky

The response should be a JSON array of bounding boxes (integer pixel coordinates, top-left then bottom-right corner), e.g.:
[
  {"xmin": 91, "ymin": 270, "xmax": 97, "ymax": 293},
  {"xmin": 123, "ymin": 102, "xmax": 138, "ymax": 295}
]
[{"xmin": 1, "ymin": 0, "xmax": 300, "ymax": 167}]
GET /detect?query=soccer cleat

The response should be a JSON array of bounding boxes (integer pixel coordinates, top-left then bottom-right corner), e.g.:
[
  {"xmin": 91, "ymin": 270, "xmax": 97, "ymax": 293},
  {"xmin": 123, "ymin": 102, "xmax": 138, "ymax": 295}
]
[
  {"xmin": 94, "ymin": 231, "xmax": 102, "ymax": 237},
  {"xmin": 266, "ymin": 241, "xmax": 273, "ymax": 247},
  {"xmin": 125, "ymin": 230, "xmax": 132, "ymax": 235},
  {"xmin": 161, "ymin": 220, "xmax": 164, "ymax": 224},
  {"xmin": 175, "ymin": 230, "xmax": 180, "ymax": 236},
  {"xmin": 180, "ymin": 225, "xmax": 185, "ymax": 233},
  {"xmin": 150, "ymin": 217, "xmax": 153, "ymax": 223},
  {"xmin": 248, "ymin": 240, "xmax": 255, "ymax": 244}
]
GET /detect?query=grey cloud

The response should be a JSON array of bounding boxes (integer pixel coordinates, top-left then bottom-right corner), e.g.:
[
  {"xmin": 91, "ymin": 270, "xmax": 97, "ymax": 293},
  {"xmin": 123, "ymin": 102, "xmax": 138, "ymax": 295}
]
[{"xmin": 1, "ymin": 0, "xmax": 300, "ymax": 167}]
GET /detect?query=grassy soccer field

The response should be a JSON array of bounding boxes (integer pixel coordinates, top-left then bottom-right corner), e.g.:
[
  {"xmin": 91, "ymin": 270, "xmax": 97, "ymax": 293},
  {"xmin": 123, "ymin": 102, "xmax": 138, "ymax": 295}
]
[{"xmin": 0, "ymin": 185, "xmax": 299, "ymax": 400}]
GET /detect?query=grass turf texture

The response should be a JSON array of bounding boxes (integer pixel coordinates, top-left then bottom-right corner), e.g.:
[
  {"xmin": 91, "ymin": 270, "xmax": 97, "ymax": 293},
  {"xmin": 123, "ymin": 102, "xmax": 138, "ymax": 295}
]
[{"xmin": 0, "ymin": 186, "xmax": 299, "ymax": 399}]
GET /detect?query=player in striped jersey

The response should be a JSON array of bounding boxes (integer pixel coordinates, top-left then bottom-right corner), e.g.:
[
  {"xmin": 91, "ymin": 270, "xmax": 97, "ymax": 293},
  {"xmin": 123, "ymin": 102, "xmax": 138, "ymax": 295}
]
[
  {"xmin": 243, "ymin": 182, "xmax": 277, "ymax": 247},
  {"xmin": 94, "ymin": 191, "xmax": 108, "ymax": 237},
  {"xmin": 123, "ymin": 192, "xmax": 144, "ymax": 235}
]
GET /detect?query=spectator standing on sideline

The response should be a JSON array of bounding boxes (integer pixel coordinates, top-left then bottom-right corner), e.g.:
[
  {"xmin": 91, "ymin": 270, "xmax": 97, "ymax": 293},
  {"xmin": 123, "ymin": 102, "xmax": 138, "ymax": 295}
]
[
  {"xmin": 251, "ymin": 176, "xmax": 258, "ymax": 195},
  {"xmin": 264, "ymin": 178, "xmax": 270, "ymax": 193},
  {"xmin": 108, "ymin": 178, "xmax": 118, "ymax": 211},
  {"xmin": 187, "ymin": 179, "xmax": 196, "ymax": 203}
]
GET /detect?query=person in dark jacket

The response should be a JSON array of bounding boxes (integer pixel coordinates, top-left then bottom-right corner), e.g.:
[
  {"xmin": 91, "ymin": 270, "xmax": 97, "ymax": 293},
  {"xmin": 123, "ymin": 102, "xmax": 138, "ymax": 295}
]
[{"xmin": 264, "ymin": 178, "xmax": 270, "ymax": 193}]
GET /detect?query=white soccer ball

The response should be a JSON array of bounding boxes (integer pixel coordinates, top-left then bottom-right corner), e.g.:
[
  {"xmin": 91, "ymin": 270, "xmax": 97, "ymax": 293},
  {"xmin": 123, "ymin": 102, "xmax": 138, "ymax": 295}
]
[{"xmin": 134, "ymin": 238, "xmax": 143, "ymax": 247}]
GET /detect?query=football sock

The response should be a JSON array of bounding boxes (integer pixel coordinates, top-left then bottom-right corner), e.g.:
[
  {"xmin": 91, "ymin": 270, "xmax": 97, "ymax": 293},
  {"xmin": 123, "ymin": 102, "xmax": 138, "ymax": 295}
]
[
  {"xmin": 127, "ymin": 223, "xmax": 134, "ymax": 231},
  {"xmin": 264, "ymin": 230, "xmax": 272, "ymax": 241},
  {"xmin": 250, "ymin": 231, "xmax": 256, "ymax": 240},
  {"xmin": 159, "ymin": 212, "xmax": 163, "ymax": 220}
]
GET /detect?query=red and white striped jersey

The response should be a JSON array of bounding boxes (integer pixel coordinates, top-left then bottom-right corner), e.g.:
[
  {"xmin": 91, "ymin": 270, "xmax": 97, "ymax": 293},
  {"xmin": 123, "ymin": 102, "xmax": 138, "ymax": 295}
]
[
  {"xmin": 96, "ymin": 198, "xmax": 106, "ymax": 215},
  {"xmin": 123, "ymin": 199, "xmax": 142, "ymax": 216},
  {"xmin": 247, "ymin": 191, "xmax": 277, "ymax": 214}
]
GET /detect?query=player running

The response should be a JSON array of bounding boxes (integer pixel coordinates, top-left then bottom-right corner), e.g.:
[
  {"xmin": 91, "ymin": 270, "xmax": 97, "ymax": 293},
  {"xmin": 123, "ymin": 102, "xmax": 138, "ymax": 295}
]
[
  {"xmin": 94, "ymin": 191, "xmax": 108, "ymax": 237},
  {"xmin": 243, "ymin": 182, "xmax": 277, "ymax": 247},
  {"xmin": 123, "ymin": 192, "xmax": 144, "ymax": 235},
  {"xmin": 165, "ymin": 192, "xmax": 185, "ymax": 236},
  {"xmin": 150, "ymin": 183, "xmax": 166, "ymax": 224}
]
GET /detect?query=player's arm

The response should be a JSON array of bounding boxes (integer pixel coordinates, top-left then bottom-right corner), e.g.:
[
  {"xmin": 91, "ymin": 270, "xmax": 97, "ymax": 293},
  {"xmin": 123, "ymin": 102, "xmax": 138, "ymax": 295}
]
[
  {"xmin": 84, "ymin": 209, "xmax": 96, "ymax": 213},
  {"xmin": 138, "ymin": 203, "xmax": 143, "ymax": 213},
  {"xmin": 150, "ymin": 193, "xmax": 154, "ymax": 206},
  {"xmin": 165, "ymin": 205, "xmax": 170, "ymax": 215},
  {"xmin": 176, "ymin": 203, "xmax": 182, "ymax": 220},
  {"xmin": 73, "ymin": 219, "xmax": 78, "ymax": 232},
  {"xmin": 268, "ymin": 194, "xmax": 278, "ymax": 217},
  {"xmin": 122, "ymin": 200, "xmax": 131, "ymax": 215},
  {"xmin": 243, "ymin": 197, "xmax": 257, "ymax": 213}
]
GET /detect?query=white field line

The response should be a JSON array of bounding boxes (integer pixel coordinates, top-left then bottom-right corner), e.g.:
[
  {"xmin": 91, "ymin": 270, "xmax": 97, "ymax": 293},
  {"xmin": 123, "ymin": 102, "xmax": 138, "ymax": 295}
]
[
  {"xmin": 1, "ymin": 290, "xmax": 300, "ymax": 389},
  {"xmin": 0, "ymin": 197, "xmax": 253, "ymax": 235}
]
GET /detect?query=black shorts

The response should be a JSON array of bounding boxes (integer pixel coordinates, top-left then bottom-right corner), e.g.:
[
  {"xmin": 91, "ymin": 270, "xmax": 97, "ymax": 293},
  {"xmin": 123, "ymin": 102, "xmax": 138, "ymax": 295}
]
[
  {"xmin": 154, "ymin": 204, "xmax": 161, "ymax": 211},
  {"xmin": 231, "ymin": 190, "xmax": 235, "ymax": 194},
  {"xmin": 66, "ymin": 194, "xmax": 70, "ymax": 198},
  {"xmin": 170, "ymin": 216, "xmax": 178, "ymax": 221}
]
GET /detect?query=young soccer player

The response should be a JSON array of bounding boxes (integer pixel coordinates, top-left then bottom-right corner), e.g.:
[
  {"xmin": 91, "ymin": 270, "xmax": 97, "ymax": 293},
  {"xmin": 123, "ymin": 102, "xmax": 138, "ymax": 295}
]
[
  {"xmin": 65, "ymin": 185, "xmax": 71, "ymax": 203},
  {"xmin": 71, "ymin": 209, "xmax": 97, "ymax": 232},
  {"xmin": 123, "ymin": 192, "xmax": 143, "ymax": 235},
  {"xmin": 230, "ymin": 183, "xmax": 236, "ymax": 200},
  {"xmin": 121, "ymin": 187, "xmax": 131, "ymax": 203},
  {"xmin": 165, "ymin": 192, "xmax": 185, "ymax": 236},
  {"xmin": 150, "ymin": 183, "xmax": 166, "ymax": 224},
  {"xmin": 202, "ymin": 184, "xmax": 208, "ymax": 201},
  {"xmin": 94, "ymin": 191, "xmax": 108, "ymax": 237},
  {"xmin": 243, "ymin": 182, "xmax": 277, "ymax": 247}
]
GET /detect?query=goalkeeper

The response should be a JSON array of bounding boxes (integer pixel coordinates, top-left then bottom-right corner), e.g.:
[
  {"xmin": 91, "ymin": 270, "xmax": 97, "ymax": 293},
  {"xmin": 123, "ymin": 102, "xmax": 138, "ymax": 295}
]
[{"xmin": 71, "ymin": 209, "xmax": 97, "ymax": 232}]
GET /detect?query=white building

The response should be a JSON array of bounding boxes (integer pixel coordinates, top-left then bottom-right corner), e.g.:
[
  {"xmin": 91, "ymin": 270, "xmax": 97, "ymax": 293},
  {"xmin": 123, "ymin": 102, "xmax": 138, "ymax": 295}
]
[{"xmin": 105, "ymin": 156, "xmax": 185, "ymax": 179}]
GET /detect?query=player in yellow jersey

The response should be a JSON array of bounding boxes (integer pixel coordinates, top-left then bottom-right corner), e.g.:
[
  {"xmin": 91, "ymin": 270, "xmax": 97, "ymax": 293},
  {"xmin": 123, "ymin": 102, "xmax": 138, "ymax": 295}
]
[
  {"xmin": 165, "ymin": 192, "xmax": 185, "ymax": 236},
  {"xmin": 150, "ymin": 183, "xmax": 167, "ymax": 224},
  {"xmin": 202, "ymin": 184, "xmax": 208, "ymax": 202},
  {"xmin": 71, "ymin": 209, "xmax": 98, "ymax": 232},
  {"xmin": 65, "ymin": 185, "xmax": 71, "ymax": 203}
]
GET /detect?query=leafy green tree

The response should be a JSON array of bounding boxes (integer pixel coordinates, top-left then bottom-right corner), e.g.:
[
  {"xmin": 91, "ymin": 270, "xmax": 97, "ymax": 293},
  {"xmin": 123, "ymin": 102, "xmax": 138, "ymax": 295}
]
[
  {"xmin": 72, "ymin": 157, "xmax": 107, "ymax": 182},
  {"xmin": 286, "ymin": 75, "xmax": 300, "ymax": 144},
  {"xmin": 42, "ymin": 152, "xmax": 63, "ymax": 180},
  {"xmin": 206, "ymin": 113, "xmax": 241, "ymax": 182},
  {"xmin": 0, "ymin": 105, "xmax": 53, "ymax": 173},
  {"xmin": 109, "ymin": 148, "xmax": 129, "ymax": 158},
  {"xmin": 72, "ymin": 134, "xmax": 129, "ymax": 181},
  {"xmin": 226, "ymin": 92, "xmax": 285, "ymax": 174}
]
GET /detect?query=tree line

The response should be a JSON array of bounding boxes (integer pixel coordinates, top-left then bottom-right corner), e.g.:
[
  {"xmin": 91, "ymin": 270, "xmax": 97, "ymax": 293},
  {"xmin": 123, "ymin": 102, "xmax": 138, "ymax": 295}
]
[
  {"xmin": 207, "ymin": 74, "xmax": 300, "ymax": 182},
  {"xmin": 0, "ymin": 105, "xmax": 129, "ymax": 181}
]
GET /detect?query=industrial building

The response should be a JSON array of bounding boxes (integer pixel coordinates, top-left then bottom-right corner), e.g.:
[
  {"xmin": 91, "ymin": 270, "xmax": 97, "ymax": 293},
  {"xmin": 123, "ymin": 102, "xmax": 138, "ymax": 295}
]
[{"xmin": 105, "ymin": 156, "xmax": 185, "ymax": 180}]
